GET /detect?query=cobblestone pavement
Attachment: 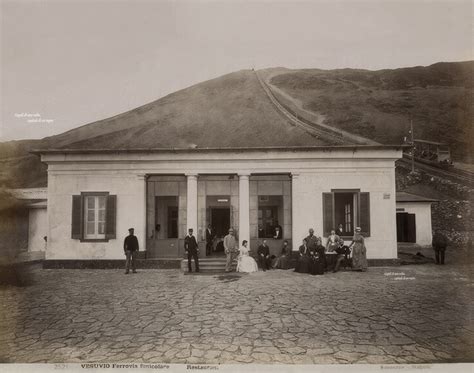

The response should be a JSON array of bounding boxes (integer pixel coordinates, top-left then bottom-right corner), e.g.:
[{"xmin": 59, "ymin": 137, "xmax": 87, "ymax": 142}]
[{"xmin": 1, "ymin": 263, "xmax": 473, "ymax": 364}]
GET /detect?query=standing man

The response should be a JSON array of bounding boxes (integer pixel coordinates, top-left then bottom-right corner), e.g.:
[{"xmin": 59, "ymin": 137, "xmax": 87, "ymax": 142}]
[
  {"xmin": 124, "ymin": 228, "xmax": 139, "ymax": 274},
  {"xmin": 432, "ymin": 230, "xmax": 448, "ymax": 265},
  {"xmin": 336, "ymin": 223, "xmax": 344, "ymax": 237},
  {"xmin": 185, "ymin": 228, "xmax": 199, "ymax": 272},
  {"xmin": 205, "ymin": 224, "xmax": 215, "ymax": 256},
  {"xmin": 273, "ymin": 221, "xmax": 283, "ymax": 239},
  {"xmin": 305, "ymin": 228, "xmax": 320, "ymax": 253},
  {"xmin": 257, "ymin": 239, "xmax": 271, "ymax": 271},
  {"xmin": 224, "ymin": 228, "xmax": 238, "ymax": 272}
]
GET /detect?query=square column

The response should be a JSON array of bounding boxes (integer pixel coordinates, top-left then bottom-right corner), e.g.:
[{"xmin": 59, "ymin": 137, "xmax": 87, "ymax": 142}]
[
  {"xmin": 291, "ymin": 173, "xmax": 302, "ymax": 251},
  {"xmin": 137, "ymin": 174, "xmax": 147, "ymax": 253},
  {"xmin": 238, "ymin": 173, "xmax": 250, "ymax": 245},
  {"xmin": 186, "ymin": 174, "xmax": 198, "ymax": 233}
]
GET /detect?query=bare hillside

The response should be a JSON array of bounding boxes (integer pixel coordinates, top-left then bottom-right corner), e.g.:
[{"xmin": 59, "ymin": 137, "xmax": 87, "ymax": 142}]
[{"xmin": 263, "ymin": 61, "xmax": 473, "ymax": 161}]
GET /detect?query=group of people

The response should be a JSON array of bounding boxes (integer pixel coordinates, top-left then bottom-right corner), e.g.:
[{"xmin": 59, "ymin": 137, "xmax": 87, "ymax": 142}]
[
  {"xmin": 293, "ymin": 227, "xmax": 368, "ymax": 275},
  {"xmin": 216, "ymin": 226, "xmax": 368, "ymax": 274},
  {"xmin": 121, "ymin": 224, "xmax": 450, "ymax": 275},
  {"xmin": 122, "ymin": 225, "xmax": 368, "ymax": 275}
]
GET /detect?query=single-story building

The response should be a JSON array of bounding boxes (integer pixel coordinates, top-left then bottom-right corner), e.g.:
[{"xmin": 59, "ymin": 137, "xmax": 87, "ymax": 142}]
[
  {"xmin": 396, "ymin": 192, "xmax": 438, "ymax": 246},
  {"xmin": 32, "ymin": 70, "xmax": 406, "ymax": 264}
]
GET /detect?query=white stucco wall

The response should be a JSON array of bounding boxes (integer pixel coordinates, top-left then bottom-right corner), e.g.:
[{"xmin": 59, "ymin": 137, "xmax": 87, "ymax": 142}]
[
  {"xmin": 28, "ymin": 207, "xmax": 48, "ymax": 252},
  {"xmin": 396, "ymin": 202, "xmax": 433, "ymax": 246},
  {"xmin": 46, "ymin": 172, "xmax": 146, "ymax": 260},
  {"xmin": 293, "ymin": 168, "xmax": 397, "ymax": 259},
  {"xmin": 42, "ymin": 148, "xmax": 401, "ymax": 260}
]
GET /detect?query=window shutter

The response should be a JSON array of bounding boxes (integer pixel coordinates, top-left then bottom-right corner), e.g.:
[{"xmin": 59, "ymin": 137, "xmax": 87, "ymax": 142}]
[
  {"xmin": 105, "ymin": 195, "xmax": 117, "ymax": 239},
  {"xmin": 322, "ymin": 192, "xmax": 334, "ymax": 237},
  {"xmin": 359, "ymin": 192, "xmax": 370, "ymax": 237},
  {"xmin": 71, "ymin": 195, "xmax": 83, "ymax": 239}
]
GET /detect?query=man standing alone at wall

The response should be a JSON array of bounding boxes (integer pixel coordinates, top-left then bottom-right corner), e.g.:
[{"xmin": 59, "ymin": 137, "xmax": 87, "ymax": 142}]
[
  {"xmin": 124, "ymin": 228, "xmax": 139, "ymax": 274},
  {"xmin": 224, "ymin": 228, "xmax": 238, "ymax": 272},
  {"xmin": 432, "ymin": 230, "xmax": 448, "ymax": 265},
  {"xmin": 185, "ymin": 228, "xmax": 200, "ymax": 273}
]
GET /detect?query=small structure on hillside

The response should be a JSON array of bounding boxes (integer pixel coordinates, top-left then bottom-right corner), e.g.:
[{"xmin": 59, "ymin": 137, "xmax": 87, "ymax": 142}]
[{"xmin": 396, "ymin": 192, "xmax": 438, "ymax": 246}]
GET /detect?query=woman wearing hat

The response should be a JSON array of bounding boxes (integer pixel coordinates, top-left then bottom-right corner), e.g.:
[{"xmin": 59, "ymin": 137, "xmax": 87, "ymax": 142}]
[{"xmin": 348, "ymin": 227, "xmax": 368, "ymax": 271}]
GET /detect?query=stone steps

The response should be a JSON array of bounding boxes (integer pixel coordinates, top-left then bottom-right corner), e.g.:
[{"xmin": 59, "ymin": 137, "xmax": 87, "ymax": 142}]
[{"xmin": 180, "ymin": 258, "xmax": 237, "ymax": 273}]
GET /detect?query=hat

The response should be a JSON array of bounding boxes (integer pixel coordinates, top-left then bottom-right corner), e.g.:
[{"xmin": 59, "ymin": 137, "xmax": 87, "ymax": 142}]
[
  {"xmin": 128, "ymin": 228, "xmax": 134, "ymax": 231},
  {"xmin": 355, "ymin": 227, "xmax": 361, "ymax": 232}
]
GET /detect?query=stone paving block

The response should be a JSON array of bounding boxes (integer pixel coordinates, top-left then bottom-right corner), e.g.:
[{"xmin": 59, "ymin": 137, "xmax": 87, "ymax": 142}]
[{"xmin": 1, "ymin": 266, "xmax": 473, "ymax": 364}]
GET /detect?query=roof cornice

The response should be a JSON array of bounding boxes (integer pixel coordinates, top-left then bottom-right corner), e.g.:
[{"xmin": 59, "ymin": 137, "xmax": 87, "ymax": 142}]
[{"xmin": 31, "ymin": 144, "xmax": 409, "ymax": 155}]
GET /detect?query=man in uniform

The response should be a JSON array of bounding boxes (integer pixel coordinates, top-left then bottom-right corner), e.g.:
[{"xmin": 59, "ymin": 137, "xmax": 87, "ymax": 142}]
[
  {"xmin": 185, "ymin": 228, "xmax": 199, "ymax": 272},
  {"xmin": 124, "ymin": 228, "xmax": 139, "ymax": 274}
]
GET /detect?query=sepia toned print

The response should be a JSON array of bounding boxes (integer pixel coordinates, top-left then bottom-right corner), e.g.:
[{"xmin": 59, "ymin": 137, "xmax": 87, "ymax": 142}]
[{"xmin": 0, "ymin": 1, "xmax": 472, "ymax": 371}]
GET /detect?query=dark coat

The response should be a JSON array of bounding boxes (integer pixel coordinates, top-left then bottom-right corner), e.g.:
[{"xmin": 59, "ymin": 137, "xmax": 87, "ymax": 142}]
[
  {"xmin": 274, "ymin": 225, "xmax": 283, "ymax": 239},
  {"xmin": 206, "ymin": 228, "xmax": 214, "ymax": 242},
  {"xmin": 299, "ymin": 244, "xmax": 310, "ymax": 256},
  {"xmin": 185, "ymin": 235, "xmax": 198, "ymax": 252},
  {"xmin": 123, "ymin": 235, "xmax": 139, "ymax": 252},
  {"xmin": 305, "ymin": 235, "xmax": 320, "ymax": 251},
  {"xmin": 432, "ymin": 232, "xmax": 448, "ymax": 249},
  {"xmin": 257, "ymin": 244, "xmax": 270, "ymax": 257}
]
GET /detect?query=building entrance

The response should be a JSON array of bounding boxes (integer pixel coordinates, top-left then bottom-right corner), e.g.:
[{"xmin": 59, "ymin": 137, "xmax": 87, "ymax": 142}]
[
  {"xmin": 211, "ymin": 208, "xmax": 231, "ymax": 238},
  {"xmin": 206, "ymin": 195, "xmax": 231, "ymax": 256},
  {"xmin": 396, "ymin": 212, "xmax": 416, "ymax": 243}
]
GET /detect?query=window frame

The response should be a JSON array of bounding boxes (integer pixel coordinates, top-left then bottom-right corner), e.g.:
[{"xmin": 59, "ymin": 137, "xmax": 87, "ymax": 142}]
[
  {"xmin": 73, "ymin": 192, "xmax": 113, "ymax": 242},
  {"xmin": 257, "ymin": 195, "xmax": 283, "ymax": 239},
  {"xmin": 323, "ymin": 189, "xmax": 370, "ymax": 238},
  {"xmin": 83, "ymin": 193, "xmax": 108, "ymax": 241}
]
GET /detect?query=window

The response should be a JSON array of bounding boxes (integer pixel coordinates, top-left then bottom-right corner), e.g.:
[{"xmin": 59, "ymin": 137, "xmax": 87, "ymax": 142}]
[
  {"xmin": 258, "ymin": 195, "xmax": 283, "ymax": 239},
  {"xmin": 71, "ymin": 193, "xmax": 116, "ymax": 241},
  {"xmin": 167, "ymin": 206, "xmax": 178, "ymax": 238},
  {"xmin": 323, "ymin": 191, "xmax": 370, "ymax": 237},
  {"xmin": 154, "ymin": 196, "xmax": 179, "ymax": 239},
  {"xmin": 84, "ymin": 195, "xmax": 106, "ymax": 239}
]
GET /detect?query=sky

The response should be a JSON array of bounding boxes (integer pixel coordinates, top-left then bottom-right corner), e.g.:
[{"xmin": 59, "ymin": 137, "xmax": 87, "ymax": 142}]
[{"xmin": 1, "ymin": 0, "xmax": 472, "ymax": 141}]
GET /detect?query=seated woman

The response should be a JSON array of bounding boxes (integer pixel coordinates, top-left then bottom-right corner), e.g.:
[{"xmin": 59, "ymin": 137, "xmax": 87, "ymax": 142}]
[
  {"xmin": 273, "ymin": 240, "xmax": 291, "ymax": 269},
  {"xmin": 236, "ymin": 240, "xmax": 258, "ymax": 273},
  {"xmin": 309, "ymin": 250, "xmax": 324, "ymax": 275},
  {"xmin": 294, "ymin": 239, "xmax": 311, "ymax": 273},
  {"xmin": 325, "ymin": 229, "xmax": 343, "ymax": 272}
]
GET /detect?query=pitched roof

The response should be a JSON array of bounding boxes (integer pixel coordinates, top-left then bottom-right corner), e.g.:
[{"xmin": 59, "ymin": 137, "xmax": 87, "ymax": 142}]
[{"xmin": 40, "ymin": 70, "xmax": 361, "ymax": 151}]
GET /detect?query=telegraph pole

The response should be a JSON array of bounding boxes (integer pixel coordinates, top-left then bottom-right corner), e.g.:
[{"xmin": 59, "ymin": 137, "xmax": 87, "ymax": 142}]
[{"xmin": 410, "ymin": 118, "xmax": 415, "ymax": 173}]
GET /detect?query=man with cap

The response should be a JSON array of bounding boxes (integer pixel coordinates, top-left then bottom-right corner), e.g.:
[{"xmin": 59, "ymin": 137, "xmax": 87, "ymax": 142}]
[
  {"xmin": 124, "ymin": 228, "xmax": 139, "ymax": 274},
  {"xmin": 185, "ymin": 228, "xmax": 200, "ymax": 272},
  {"xmin": 224, "ymin": 228, "xmax": 238, "ymax": 272}
]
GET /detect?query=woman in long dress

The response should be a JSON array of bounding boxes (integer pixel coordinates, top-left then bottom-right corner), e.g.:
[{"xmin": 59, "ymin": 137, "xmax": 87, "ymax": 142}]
[
  {"xmin": 295, "ymin": 239, "xmax": 311, "ymax": 273},
  {"xmin": 348, "ymin": 227, "xmax": 368, "ymax": 271},
  {"xmin": 236, "ymin": 240, "xmax": 258, "ymax": 273}
]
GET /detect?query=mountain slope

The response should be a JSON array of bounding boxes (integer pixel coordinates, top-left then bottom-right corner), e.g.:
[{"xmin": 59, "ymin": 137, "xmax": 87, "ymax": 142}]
[
  {"xmin": 0, "ymin": 61, "xmax": 472, "ymax": 188},
  {"xmin": 262, "ymin": 61, "xmax": 473, "ymax": 160}
]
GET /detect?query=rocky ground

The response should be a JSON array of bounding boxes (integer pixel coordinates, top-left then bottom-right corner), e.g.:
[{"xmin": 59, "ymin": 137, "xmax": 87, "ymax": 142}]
[{"xmin": 0, "ymin": 261, "xmax": 473, "ymax": 365}]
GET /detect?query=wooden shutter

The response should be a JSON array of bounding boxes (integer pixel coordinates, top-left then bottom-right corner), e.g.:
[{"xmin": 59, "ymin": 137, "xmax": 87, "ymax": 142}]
[
  {"xmin": 322, "ymin": 192, "xmax": 334, "ymax": 237},
  {"xmin": 359, "ymin": 192, "xmax": 370, "ymax": 237},
  {"xmin": 71, "ymin": 195, "xmax": 83, "ymax": 239},
  {"xmin": 105, "ymin": 195, "xmax": 117, "ymax": 239}
]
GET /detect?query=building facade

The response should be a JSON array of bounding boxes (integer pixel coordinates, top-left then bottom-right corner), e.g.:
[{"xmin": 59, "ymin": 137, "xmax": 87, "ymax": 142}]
[{"xmin": 39, "ymin": 146, "xmax": 402, "ymax": 261}]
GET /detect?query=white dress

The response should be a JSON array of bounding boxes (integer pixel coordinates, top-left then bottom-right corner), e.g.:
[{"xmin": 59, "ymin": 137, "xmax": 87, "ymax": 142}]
[{"xmin": 236, "ymin": 246, "xmax": 258, "ymax": 273}]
